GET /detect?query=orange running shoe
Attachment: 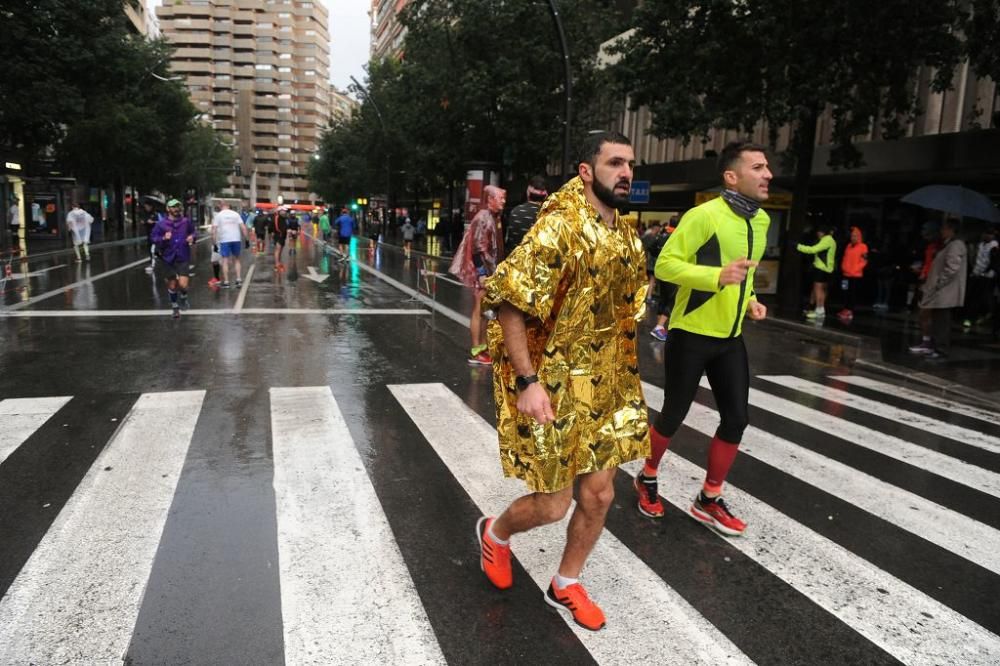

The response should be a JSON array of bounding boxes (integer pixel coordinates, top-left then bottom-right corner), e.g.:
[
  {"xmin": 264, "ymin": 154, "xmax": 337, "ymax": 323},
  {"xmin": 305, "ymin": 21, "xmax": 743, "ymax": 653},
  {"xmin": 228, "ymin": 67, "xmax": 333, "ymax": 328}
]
[
  {"xmin": 476, "ymin": 516, "xmax": 512, "ymax": 589},
  {"xmin": 633, "ymin": 473, "xmax": 664, "ymax": 518},
  {"xmin": 544, "ymin": 579, "xmax": 606, "ymax": 631}
]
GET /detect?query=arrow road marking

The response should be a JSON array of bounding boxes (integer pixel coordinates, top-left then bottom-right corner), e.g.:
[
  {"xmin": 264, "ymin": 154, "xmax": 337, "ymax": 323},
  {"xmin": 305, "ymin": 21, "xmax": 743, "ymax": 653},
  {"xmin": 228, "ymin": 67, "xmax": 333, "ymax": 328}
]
[{"xmin": 302, "ymin": 266, "xmax": 329, "ymax": 283}]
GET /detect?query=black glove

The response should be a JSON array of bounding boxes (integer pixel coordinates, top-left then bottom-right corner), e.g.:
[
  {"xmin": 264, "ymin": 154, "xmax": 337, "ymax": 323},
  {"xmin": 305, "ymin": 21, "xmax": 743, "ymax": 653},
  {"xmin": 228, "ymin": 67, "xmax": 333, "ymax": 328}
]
[
  {"xmin": 212, "ymin": 243, "xmax": 219, "ymax": 252},
  {"xmin": 244, "ymin": 239, "xmax": 250, "ymax": 249}
]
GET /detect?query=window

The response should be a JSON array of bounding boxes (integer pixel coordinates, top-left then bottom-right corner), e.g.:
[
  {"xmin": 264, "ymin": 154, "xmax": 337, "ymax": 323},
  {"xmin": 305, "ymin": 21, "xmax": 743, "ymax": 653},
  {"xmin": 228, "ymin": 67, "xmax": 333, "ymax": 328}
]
[
  {"xmin": 305, "ymin": 30, "xmax": 316, "ymax": 36},
  {"xmin": 278, "ymin": 12, "xmax": 291, "ymax": 18},
  {"xmin": 255, "ymin": 64, "xmax": 272, "ymax": 70},
  {"xmin": 279, "ymin": 53, "xmax": 292, "ymax": 59},
  {"xmin": 278, "ymin": 66, "xmax": 291, "ymax": 73},
  {"xmin": 278, "ymin": 134, "xmax": 291, "ymax": 140},
  {"xmin": 278, "ymin": 93, "xmax": 292, "ymax": 99},
  {"xmin": 255, "ymin": 77, "xmax": 273, "ymax": 84},
  {"xmin": 304, "ymin": 70, "xmax": 315, "ymax": 77},
  {"xmin": 278, "ymin": 147, "xmax": 292, "ymax": 153},
  {"xmin": 257, "ymin": 22, "xmax": 273, "ymax": 29}
]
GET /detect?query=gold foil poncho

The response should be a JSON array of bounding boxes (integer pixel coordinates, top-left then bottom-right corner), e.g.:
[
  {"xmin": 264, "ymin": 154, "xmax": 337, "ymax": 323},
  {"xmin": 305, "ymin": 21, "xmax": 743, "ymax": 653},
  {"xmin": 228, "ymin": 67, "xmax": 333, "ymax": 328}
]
[{"xmin": 484, "ymin": 177, "xmax": 650, "ymax": 493}]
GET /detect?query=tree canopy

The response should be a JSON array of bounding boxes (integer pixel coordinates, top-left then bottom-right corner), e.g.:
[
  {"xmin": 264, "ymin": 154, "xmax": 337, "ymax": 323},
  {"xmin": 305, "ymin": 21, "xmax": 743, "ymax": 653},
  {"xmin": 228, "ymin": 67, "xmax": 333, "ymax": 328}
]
[
  {"xmin": 611, "ymin": 0, "xmax": 966, "ymax": 305},
  {"xmin": 310, "ymin": 0, "xmax": 626, "ymax": 208}
]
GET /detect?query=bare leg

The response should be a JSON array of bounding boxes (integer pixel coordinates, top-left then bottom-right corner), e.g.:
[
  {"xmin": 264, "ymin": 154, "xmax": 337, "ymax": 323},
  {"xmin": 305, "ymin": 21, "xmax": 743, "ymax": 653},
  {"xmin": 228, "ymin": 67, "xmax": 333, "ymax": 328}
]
[
  {"xmin": 221, "ymin": 257, "xmax": 230, "ymax": 283},
  {"xmin": 491, "ymin": 486, "xmax": 573, "ymax": 540},
  {"xmin": 816, "ymin": 283, "xmax": 827, "ymax": 310},
  {"xmin": 234, "ymin": 257, "xmax": 242, "ymax": 280},
  {"xmin": 177, "ymin": 275, "xmax": 189, "ymax": 291},
  {"xmin": 470, "ymin": 289, "xmax": 485, "ymax": 348},
  {"xmin": 558, "ymin": 469, "xmax": 616, "ymax": 578},
  {"xmin": 274, "ymin": 243, "xmax": 282, "ymax": 266}
]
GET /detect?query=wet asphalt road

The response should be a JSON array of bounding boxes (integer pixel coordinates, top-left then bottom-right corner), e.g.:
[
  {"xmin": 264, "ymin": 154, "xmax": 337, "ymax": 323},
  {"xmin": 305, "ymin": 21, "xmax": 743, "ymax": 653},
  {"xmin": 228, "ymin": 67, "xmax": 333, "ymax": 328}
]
[{"xmin": 0, "ymin": 232, "xmax": 998, "ymax": 665}]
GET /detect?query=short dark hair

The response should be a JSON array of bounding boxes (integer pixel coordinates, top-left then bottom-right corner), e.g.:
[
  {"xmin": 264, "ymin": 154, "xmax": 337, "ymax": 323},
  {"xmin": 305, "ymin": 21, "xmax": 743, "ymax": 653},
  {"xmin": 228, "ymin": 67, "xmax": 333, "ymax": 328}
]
[
  {"xmin": 577, "ymin": 130, "xmax": 631, "ymax": 166},
  {"xmin": 943, "ymin": 216, "xmax": 961, "ymax": 231},
  {"xmin": 528, "ymin": 175, "xmax": 547, "ymax": 191},
  {"xmin": 718, "ymin": 140, "xmax": 768, "ymax": 178}
]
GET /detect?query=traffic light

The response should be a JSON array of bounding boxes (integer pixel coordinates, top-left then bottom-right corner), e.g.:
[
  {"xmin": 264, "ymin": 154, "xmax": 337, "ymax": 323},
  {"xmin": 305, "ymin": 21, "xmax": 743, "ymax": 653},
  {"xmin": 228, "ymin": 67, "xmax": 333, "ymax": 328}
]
[{"xmin": 350, "ymin": 202, "xmax": 358, "ymax": 211}]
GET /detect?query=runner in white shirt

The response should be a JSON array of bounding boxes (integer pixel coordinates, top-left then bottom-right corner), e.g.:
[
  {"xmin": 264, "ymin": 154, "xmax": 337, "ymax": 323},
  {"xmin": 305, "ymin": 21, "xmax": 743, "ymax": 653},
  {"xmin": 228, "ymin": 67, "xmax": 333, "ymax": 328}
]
[
  {"xmin": 211, "ymin": 202, "xmax": 249, "ymax": 288},
  {"xmin": 65, "ymin": 203, "xmax": 94, "ymax": 262}
]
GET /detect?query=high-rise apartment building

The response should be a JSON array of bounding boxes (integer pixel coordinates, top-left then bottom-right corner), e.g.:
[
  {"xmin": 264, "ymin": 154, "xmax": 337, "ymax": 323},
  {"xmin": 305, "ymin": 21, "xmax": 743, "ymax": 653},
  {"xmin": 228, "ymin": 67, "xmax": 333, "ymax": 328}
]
[
  {"xmin": 124, "ymin": 0, "xmax": 153, "ymax": 36},
  {"xmin": 370, "ymin": 0, "xmax": 408, "ymax": 61},
  {"xmin": 329, "ymin": 88, "xmax": 359, "ymax": 123},
  {"xmin": 157, "ymin": 0, "xmax": 331, "ymax": 204}
]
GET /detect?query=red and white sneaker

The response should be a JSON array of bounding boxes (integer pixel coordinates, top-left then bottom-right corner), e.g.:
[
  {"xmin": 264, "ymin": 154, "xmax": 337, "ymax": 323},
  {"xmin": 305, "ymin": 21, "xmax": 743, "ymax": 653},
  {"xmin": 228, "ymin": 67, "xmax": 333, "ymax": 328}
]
[
  {"xmin": 468, "ymin": 351, "xmax": 493, "ymax": 366},
  {"xmin": 690, "ymin": 493, "xmax": 746, "ymax": 536},
  {"xmin": 633, "ymin": 473, "xmax": 664, "ymax": 518}
]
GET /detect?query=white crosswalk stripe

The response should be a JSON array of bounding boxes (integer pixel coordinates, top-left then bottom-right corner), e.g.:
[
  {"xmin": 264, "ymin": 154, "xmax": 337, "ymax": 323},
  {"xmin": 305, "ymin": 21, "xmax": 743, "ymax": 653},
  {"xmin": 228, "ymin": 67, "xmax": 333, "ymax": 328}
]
[
  {"xmin": 0, "ymin": 396, "xmax": 71, "ymax": 466},
  {"xmin": 759, "ymin": 375, "xmax": 1000, "ymax": 453},
  {"xmin": 270, "ymin": 386, "xmax": 445, "ymax": 665},
  {"xmin": 1, "ymin": 375, "xmax": 998, "ymax": 665},
  {"xmin": 0, "ymin": 391, "xmax": 205, "ymax": 665},
  {"xmin": 830, "ymin": 374, "xmax": 1000, "ymax": 427},
  {"xmin": 641, "ymin": 381, "xmax": 1000, "ymax": 665},
  {"xmin": 663, "ymin": 383, "xmax": 1000, "ymax": 573},
  {"xmin": 389, "ymin": 382, "xmax": 755, "ymax": 666},
  {"xmin": 710, "ymin": 378, "xmax": 1000, "ymax": 499}
]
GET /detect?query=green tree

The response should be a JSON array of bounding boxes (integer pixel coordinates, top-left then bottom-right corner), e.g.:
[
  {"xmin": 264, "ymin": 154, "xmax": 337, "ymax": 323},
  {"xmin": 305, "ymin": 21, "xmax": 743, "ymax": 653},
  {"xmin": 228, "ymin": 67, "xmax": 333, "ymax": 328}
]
[
  {"xmin": 965, "ymin": 0, "xmax": 1000, "ymax": 127},
  {"xmin": 611, "ymin": 0, "xmax": 965, "ymax": 307},
  {"xmin": 0, "ymin": 0, "xmax": 153, "ymax": 161},
  {"xmin": 313, "ymin": 0, "xmax": 627, "ymax": 209},
  {"xmin": 59, "ymin": 37, "xmax": 198, "ymax": 222},
  {"xmin": 166, "ymin": 124, "xmax": 236, "ymax": 200}
]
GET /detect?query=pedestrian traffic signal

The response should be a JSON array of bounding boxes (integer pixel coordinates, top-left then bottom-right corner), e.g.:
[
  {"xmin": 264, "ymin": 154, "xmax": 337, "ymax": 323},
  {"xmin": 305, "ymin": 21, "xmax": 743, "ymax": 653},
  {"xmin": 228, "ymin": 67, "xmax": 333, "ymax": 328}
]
[{"xmin": 350, "ymin": 203, "xmax": 359, "ymax": 211}]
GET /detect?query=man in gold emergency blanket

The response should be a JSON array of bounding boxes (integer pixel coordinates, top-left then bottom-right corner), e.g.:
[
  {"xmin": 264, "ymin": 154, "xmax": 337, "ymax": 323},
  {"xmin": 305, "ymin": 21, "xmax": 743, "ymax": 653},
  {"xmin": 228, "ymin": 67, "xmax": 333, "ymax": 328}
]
[{"xmin": 474, "ymin": 131, "xmax": 650, "ymax": 632}]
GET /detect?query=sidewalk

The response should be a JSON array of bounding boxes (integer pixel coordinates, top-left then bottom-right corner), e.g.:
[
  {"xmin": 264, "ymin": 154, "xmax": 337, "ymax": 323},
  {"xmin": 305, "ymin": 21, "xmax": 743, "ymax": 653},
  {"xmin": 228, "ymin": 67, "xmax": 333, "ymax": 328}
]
[
  {"xmin": 762, "ymin": 301, "xmax": 1000, "ymax": 408},
  {"xmin": 6, "ymin": 221, "xmax": 148, "ymax": 262}
]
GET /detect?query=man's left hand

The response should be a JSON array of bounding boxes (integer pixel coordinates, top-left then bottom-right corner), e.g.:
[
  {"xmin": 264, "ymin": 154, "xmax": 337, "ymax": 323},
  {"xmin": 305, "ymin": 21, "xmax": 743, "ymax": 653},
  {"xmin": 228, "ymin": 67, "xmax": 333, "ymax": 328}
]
[{"xmin": 747, "ymin": 300, "xmax": 767, "ymax": 321}]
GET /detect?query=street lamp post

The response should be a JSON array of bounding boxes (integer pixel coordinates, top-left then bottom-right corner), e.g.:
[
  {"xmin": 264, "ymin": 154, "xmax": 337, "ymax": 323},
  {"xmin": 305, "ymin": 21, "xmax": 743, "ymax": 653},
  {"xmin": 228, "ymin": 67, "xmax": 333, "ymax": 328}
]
[
  {"xmin": 546, "ymin": 0, "xmax": 572, "ymax": 182},
  {"xmin": 349, "ymin": 75, "xmax": 392, "ymax": 240}
]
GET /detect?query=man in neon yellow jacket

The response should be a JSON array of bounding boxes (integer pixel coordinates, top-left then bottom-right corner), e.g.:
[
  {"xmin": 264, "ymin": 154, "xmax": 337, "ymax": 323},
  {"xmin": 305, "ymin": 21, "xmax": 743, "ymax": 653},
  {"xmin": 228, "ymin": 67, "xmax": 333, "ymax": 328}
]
[
  {"xmin": 797, "ymin": 227, "xmax": 837, "ymax": 319},
  {"xmin": 635, "ymin": 140, "xmax": 770, "ymax": 536}
]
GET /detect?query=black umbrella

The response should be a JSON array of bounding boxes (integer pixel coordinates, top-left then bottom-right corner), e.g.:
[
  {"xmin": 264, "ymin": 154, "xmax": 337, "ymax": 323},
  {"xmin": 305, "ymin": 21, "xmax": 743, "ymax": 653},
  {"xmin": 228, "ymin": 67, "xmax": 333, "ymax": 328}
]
[{"xmin": 901, "ymin": 185, "xmax": 1000, "ymax": 223}]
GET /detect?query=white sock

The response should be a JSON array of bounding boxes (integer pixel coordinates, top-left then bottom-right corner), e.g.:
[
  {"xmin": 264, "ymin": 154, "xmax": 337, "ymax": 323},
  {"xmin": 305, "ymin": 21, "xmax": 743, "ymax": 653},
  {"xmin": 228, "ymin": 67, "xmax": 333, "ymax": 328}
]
[
  {"xmin": 553, "ymin": 573, "xmax": 578, "ymax": 589},
  {"xmin": 487, "ymin": 522, "xmax": 509, "ymax": 546},
  {"xmin": 815, "ymin": 307, "xmax": 825, "ymax": 315}
]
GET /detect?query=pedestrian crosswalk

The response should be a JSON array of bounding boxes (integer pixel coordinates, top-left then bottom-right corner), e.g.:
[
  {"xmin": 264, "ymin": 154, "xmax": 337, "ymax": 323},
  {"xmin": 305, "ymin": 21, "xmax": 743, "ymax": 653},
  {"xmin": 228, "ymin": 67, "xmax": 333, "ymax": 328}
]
[{"xmin": 0, "ymin": 374, "xmax": 997, "ymax": 665}]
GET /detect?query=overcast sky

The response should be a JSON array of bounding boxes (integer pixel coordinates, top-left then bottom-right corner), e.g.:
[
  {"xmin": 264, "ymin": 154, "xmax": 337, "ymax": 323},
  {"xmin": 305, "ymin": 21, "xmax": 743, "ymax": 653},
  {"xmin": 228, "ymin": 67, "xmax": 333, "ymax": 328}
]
[{"xmin": 148, "ymin": 0, "xmax": 369, "ymax": 94}]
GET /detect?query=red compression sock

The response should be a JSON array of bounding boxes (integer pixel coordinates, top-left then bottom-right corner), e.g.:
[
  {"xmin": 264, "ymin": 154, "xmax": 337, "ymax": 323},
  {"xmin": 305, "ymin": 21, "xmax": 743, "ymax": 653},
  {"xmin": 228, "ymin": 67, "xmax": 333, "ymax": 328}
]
[
  {"xmin": 643, "ymin": 428, "xmax": 671, "ymax": 476},
  {"xmin": 704, "ymin": 435, "xmax": 740, "ymax": 494}
]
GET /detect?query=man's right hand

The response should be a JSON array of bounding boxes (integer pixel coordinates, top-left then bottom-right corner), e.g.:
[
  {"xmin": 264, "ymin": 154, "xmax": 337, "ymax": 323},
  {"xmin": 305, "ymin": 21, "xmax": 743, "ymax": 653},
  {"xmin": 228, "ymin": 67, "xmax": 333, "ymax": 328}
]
[
  {"xmin": 719, "ymin": 257, "xmax": 758, "ymax": 287},
  {"xmin": 516, "ymin": 382, "xmax": 555, "ymax": 425}
]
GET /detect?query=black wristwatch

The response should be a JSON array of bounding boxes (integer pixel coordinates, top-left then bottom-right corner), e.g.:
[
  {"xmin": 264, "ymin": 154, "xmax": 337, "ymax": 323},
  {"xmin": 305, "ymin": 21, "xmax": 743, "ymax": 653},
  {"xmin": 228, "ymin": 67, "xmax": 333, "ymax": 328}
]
[{"xmin": 515, "ymin": 374, "xmax": 539, "ymax": 392}]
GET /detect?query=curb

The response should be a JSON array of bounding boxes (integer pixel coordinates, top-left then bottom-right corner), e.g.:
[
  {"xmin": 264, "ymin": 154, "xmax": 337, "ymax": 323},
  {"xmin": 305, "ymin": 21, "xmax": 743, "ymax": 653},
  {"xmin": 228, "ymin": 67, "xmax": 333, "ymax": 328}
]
[
  {"xmin": 759, "ymin": 316, "xmax": 867, "ymax": 349},
  {"xmin": 761, "ymin": 316, "xmax": 1000, "ymax": 411},
  {"xmin": 11, "ymin": 236, "xmax": 145, "ymax": 262}
]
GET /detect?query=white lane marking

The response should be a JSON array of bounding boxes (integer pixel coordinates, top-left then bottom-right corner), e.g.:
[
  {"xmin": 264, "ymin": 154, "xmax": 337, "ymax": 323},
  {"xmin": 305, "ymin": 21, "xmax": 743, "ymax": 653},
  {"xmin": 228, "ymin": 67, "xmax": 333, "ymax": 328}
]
[
  {"xmin": 302, "ymin": 266, "xmax": 329, "ymax": 283},
  {"xmin": 306, "ymin": 232, "xmax": 472, "ymax": 329},
  {"xmin": 9, "ymin": 264, "xmax": 68, "ymax": 279},
  {"xmin": 233, "ymin": 262, "xmax": 255, "ymax": 311},
  {"xmin": 0, "ymin": 308, "xmax": 431, "ymax": 317},
  {"xmin": 759, "ymin": 375, "xmax": 1000, "ymax": 454},
  {"xmin": 641, "ymin": 380, "xmax": 1000, "ymax": 665},
  {"xmin": 270, "ymin": 387, "xmax": 445, "ymax": 665},
  {"xmin": 3, "ymin": 257, "xmax": 151, "ymax": 310},
  {"xmin": 831, "ymin": 375, "xmax": 1000, "ymax": 427},
  {"xmin": 705, "ymin": 378, "xmax": 1000, "ymax": 500},
  {"xmin": 0, "ymin": 391, "xmax": 205, "ymax": 664},
  {"xmin": 648, "ymin": 383, "xmax": 1000, "ymax": 573},
  {"xmin": 354, "ymin": 260, "xmax": 470, "ymax": 327},
  {"xmin": 0, "ymin": 397, "xmax": 72, "ymax": 466},
  {"xmin": 389, "ymin": 383, "xmax": 753, "ymax": 666}
]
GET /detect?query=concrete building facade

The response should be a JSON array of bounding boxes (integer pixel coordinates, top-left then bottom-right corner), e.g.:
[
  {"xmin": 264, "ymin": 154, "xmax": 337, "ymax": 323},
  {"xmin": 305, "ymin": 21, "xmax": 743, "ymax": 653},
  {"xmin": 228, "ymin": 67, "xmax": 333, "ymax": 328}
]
[
  {"xmin": 157, "ymin": 0, "xmax": 331, "ymax": 204},
  {"xmin": 370, "ymin": 0, "xmax": 408, "ymax": 62},
  {"xmin": 329, "ymin": 87, "xmax": 358, "ymax": 123}
]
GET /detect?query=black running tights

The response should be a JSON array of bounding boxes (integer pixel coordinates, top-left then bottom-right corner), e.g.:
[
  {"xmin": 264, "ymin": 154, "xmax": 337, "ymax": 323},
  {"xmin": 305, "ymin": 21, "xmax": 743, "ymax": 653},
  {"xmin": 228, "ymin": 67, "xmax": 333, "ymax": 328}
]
[{"xmin": 653, "ymin": 329, "xmax": 750, "ymax": 443}]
